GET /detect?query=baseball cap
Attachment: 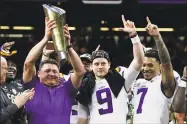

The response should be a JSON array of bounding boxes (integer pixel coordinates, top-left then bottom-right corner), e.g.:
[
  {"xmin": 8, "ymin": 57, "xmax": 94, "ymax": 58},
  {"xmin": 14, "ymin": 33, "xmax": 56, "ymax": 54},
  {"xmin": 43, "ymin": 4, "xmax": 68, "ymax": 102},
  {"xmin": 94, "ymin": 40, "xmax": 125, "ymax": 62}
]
[{"xmin": 80, "ymin": 53, "xmax": 92, "ymax": 62}]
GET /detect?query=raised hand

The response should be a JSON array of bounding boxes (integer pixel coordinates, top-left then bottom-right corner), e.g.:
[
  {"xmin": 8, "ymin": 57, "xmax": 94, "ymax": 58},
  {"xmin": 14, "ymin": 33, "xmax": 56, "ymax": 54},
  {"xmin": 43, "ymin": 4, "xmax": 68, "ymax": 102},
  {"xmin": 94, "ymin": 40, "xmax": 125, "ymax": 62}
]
[
  {"xmin": 44, "ymin": 17, "xmax": 56, "ymax": 40},
  {"xmin": 43, "ymin": 41, "xmax": 55, "ymax": 56},
  {"xmin": 120, "ymin": 15, "xmax": 137, "ymax": 37},
  {"xmin": 63, "ymin": 24, "xmax": 71, "ymax": 45},
  {"xmin": 145, "ymin": 17, "xmax": 160, "ymax": 37},
  {"xmin": 95, "ymin": 44, "xmax": 100, "ymax": 51}
]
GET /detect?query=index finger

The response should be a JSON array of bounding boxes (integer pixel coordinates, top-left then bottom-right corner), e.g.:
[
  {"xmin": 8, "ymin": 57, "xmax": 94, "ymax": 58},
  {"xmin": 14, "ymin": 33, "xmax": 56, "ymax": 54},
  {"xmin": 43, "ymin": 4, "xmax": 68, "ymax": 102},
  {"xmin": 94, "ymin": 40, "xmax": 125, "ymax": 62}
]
[
  {"xmin": 95, "ymin": 45, "xmax": 100, "ymax": 51},
  {"xmin": 121, "ymin": 15, "xmax": 126, "ymax": 26},
  {"xmin": 146, "ymin": 16, "xmax": 152, "ymax": 24}
]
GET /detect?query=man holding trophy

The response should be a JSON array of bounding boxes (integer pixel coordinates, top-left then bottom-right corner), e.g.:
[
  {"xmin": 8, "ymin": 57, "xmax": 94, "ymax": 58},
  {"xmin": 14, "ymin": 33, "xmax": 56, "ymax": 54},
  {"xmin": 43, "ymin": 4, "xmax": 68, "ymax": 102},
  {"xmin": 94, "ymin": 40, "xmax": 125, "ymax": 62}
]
[{"xmin": 22, "ymin": 5, "xmax": 85, "ymax": 124}]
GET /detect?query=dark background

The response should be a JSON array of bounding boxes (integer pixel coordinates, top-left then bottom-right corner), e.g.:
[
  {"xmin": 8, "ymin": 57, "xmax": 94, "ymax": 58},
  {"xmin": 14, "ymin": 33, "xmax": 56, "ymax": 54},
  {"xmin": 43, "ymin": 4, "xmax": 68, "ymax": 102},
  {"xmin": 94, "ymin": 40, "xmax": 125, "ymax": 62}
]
[{"xmin": 0, "ymin": 0, "xmax": 187, "ymax": 76}]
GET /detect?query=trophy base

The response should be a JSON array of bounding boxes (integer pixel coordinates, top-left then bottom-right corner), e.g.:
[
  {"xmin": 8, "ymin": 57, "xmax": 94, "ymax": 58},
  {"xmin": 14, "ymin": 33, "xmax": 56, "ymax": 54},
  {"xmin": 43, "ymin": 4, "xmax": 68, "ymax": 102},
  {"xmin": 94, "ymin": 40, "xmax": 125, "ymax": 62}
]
[{"xmin": 58, "ymin": 52, "xmax": 67, "ymax": 65}]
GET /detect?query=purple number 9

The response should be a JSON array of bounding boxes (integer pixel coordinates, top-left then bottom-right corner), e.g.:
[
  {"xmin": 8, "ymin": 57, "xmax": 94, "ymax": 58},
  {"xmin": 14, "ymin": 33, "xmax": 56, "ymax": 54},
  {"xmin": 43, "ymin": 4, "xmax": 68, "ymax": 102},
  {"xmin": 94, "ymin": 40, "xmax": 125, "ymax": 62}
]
[
  {"xmin": 136, "ymin": 87, "xmax": 148, "ymax": 114},
  {"xmin": 96, "ymin": 88, "xmax": 113, "ymax": 115}
]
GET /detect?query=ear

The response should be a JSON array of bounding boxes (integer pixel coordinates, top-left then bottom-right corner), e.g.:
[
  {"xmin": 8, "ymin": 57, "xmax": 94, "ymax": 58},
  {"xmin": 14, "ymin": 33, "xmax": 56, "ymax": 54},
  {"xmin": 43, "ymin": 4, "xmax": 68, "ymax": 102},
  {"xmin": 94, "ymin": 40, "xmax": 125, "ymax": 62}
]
[
  {"xmin": 37, "ymin": 71, "xmax": 40, "ymax": 78},
  {"xmin": 108, "ymin": 62, "xmax": 111, "ymax": 68}
]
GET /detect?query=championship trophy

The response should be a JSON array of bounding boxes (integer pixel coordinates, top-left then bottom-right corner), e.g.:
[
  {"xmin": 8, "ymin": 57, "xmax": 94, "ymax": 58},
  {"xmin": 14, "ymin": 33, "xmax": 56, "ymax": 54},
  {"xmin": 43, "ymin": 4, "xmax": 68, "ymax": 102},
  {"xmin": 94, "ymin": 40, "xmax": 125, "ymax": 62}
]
[{"xmin": 43, "ymin": 4, "xmax": 67, "ymax": 64}]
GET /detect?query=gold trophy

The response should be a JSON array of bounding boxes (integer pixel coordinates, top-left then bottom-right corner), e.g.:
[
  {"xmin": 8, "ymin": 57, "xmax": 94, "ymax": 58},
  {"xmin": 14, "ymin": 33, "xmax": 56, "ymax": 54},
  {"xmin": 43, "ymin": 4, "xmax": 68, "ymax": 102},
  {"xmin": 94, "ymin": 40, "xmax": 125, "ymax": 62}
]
[{"xmin": 43, "ymin": 4, "xmax": 67, "ymax": 64}]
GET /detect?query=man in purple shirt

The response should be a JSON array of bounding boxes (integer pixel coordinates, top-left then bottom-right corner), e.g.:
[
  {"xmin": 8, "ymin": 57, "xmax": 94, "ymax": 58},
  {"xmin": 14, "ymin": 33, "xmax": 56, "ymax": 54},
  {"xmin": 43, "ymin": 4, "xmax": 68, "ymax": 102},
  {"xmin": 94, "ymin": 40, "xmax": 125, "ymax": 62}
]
[{"xmin": 22, "ymin": 18, "xmax": 85, "ymax": 124}]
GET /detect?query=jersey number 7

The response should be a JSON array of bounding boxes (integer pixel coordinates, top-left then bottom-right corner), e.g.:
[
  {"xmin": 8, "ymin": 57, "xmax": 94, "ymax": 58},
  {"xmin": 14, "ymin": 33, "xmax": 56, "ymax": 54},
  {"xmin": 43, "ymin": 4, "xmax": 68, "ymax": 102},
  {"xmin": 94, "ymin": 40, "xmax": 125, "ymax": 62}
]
[{"xmin": 136, "ymin": 87, "xmax": 148, "ymax": 114}]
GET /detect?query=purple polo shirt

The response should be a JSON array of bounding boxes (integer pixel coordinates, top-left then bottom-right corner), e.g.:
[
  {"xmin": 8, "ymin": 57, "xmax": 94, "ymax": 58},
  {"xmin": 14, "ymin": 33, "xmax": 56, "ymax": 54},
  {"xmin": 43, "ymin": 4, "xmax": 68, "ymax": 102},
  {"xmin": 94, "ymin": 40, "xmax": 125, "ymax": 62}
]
[{"xmin": 23, "ymin": 76, "xmax": 77, "ymax": 124}]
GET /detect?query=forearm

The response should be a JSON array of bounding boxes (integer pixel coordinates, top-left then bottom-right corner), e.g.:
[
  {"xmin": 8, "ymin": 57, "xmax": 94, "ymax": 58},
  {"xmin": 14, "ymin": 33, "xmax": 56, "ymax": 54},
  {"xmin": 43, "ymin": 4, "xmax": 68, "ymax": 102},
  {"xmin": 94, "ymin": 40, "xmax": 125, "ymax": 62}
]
[
  {"xmin": 153, "ymin": 34, "xmax": 171, "ymax": 64},
  {"xmin": 172, "ymin": 87, "xmax": 186, "ymax": 113},
  {"xmin": 25, "ymin": 37, "xmax": 48, "ymax": 64},
  {"xmin": 130, "ymin": 35, "xmax": 144, "ymax": 71},
  {"xmin": 68, "ymin": 48, "xmax": 85, "ymax": 75},
  {"xmin": 154, "ymin": 34, "xmax": 175, "ymax": 97}
]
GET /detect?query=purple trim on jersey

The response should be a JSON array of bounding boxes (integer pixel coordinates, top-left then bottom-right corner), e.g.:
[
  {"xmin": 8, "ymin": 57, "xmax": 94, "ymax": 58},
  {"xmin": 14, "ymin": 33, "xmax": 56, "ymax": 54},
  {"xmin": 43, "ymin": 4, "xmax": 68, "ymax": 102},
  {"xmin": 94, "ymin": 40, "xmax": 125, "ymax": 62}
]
[
  {"xmin": 71, "ymin": 110, "xmax": 78, "ymax": 115},
  {"xmin": 22, "ymin": 76, "xmax": 78, "ymax": 124}
]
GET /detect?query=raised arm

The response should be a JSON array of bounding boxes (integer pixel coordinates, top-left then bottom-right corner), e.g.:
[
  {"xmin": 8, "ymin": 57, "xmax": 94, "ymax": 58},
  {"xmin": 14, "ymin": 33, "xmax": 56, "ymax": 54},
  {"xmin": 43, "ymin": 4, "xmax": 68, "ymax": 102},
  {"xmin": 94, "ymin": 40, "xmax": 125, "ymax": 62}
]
[
  {"xmin": 120, "ymin": 15, "xmax": 144, "ymax": 90},
  {"xmin": 146, "ymin": 17, "xmax": 175, "ymax": 98},
  {"xmin": 23, "ymin": 18, "xmax": 56, "ymax": 83},
  {"xmin": 63, "ymin": 25, "xmax": 86, "ymax": 89},
  {"xmin": 172, "ymin": 66, "xmax": 187, "ymax": 112}
]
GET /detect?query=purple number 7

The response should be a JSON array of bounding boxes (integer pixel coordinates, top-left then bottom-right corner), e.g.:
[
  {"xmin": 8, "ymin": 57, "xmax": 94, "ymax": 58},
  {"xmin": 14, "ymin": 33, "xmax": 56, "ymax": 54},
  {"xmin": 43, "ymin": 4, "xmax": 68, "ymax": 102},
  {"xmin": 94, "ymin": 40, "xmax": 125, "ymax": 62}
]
[
  {"xmin": 136, "ymin": 87, "xmax": 148, "ymax": 114},
  {"xmin": 96, "ymin": 88, "xmax": 113, "ymax": 115}
]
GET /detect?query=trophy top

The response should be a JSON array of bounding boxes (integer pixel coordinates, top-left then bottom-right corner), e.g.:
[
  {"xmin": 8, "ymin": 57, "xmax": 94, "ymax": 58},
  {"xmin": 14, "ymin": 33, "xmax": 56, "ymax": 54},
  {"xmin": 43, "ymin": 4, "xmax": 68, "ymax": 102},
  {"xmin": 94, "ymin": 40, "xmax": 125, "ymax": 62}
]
[{"xmin": 43, "ymin": 4, "xmax": 66, "ymax": 15}]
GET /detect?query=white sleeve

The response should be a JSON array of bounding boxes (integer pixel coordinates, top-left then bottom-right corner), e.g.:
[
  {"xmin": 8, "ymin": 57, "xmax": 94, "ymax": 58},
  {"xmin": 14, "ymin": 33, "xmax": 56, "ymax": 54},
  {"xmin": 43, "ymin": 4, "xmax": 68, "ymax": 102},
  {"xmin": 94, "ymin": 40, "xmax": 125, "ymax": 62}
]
[
  {"xmin": 78, "ymin": 102, "xmax": 89, "ymax": 119},
  {"xmin": 173, "ymin": 70, "xmax": 181, "ymax": 86},
  {"xmin": 117, "ymin": 65, "xmax": 139, "ymax": 92}
]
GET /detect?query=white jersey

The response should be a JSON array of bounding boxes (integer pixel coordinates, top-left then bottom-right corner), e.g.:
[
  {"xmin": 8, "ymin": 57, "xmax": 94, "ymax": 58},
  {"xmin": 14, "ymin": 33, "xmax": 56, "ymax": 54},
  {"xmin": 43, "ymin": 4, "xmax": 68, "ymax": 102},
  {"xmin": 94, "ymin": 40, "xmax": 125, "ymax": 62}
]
[
  {"xmin": 132, "ymin": 71, "xmax": 180, "ymax": 124},
  {"xmin": 70, "ymin": 100, "xmax": 78, "ymax": 124},
  {"xmin": 78, "ymin": 66, "xmax": 139, "ymax": 124}
]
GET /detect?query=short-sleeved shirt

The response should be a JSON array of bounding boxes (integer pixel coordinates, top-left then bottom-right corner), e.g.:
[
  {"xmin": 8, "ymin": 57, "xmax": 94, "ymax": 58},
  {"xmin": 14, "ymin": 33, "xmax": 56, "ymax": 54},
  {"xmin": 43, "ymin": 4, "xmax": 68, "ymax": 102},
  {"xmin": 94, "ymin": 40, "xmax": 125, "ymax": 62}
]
[{"xmin": 23, "ymin": 76, "xmax": 77, "ymax": 124}]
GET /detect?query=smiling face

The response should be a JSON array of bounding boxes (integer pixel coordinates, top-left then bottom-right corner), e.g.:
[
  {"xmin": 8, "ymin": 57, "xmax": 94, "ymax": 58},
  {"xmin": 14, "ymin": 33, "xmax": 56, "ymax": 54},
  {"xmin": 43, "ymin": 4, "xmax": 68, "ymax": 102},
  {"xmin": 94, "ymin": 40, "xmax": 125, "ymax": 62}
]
[
  {"xmin": 6, "ymin": 61, "xmax": 17, "ymax": 79},
  {"xmin": 92, "ymin": 58, "xmax": 110, "ymax": 78},
  {"xmin": 141, "ymin": 57, "xmax": 160, "ymax": 80},
  {"xmin": 38, "ymin": 63, "xmax": 60, "ymax": 87}
]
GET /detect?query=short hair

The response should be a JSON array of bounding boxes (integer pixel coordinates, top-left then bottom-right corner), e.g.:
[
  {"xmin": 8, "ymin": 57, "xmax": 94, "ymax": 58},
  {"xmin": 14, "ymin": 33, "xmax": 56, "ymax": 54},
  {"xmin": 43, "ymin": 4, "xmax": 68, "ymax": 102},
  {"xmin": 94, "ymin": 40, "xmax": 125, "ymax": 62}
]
[
  {"xmin": 7, "ymin": 60, "xmax": 16, "ymax": 68},
  {"xmin": 80, "ymin": 53, "xmax": 92, "ymax": 63},
  {"xmin": 39, "ymin": 59, "xmax": 59, "ymax": 70},
  {"xmin": 145, "ymin": 49, "xmax": 160, "ymax": 63}
]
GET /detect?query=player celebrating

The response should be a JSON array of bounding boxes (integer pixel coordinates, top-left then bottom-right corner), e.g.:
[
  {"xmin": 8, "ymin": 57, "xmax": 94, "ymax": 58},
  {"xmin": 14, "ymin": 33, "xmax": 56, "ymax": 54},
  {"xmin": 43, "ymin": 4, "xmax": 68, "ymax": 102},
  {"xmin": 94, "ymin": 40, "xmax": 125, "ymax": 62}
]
[
  {"xmin": 77, "ymin": 15, "xmax": 144, "ymax": 124},
  {"xmin": 132, "ymin": 17, "xmax": 180, "ymax": 124}
]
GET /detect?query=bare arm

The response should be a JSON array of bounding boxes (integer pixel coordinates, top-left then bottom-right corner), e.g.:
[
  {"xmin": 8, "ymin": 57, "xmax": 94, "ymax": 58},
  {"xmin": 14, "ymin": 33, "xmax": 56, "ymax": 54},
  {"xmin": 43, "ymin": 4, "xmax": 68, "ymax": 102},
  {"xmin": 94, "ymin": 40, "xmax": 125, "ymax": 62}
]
[
  {"xmin": 172, "ymin": 67, "xmax": 187, "ymax": 112},
  {"xmin": 64, "ymin": 25, "xmax": 85, "ymax": 89},
  {"xmin": 23, "ymin": 18, "xmax": 56, "ymax": 83},
  {"xmin": 23, "ymin": 38, "xmax": 48, "ymax": 83},
  {"xmin": 146, "ymin": 17, "xmax": 175, "ymax": 98},
  {"xmin": 172, "ymin": 87, "xmax": 186, "ymax": 112}
]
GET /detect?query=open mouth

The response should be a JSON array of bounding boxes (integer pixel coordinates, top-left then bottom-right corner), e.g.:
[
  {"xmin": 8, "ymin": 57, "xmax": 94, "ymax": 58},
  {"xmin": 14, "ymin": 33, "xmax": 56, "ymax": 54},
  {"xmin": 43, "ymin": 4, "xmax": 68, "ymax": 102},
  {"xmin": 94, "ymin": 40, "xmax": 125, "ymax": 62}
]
[{"xmin": 142, "ymin": 71, "xmax": 152, "ymax": 76}]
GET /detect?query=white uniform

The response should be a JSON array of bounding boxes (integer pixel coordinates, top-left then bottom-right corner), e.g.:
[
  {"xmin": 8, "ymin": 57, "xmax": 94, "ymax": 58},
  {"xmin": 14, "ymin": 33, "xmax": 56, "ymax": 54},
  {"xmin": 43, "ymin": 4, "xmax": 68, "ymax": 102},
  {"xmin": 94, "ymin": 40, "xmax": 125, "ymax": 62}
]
[
  {"xmin": 132, "ymin": 71, "xmax": 180, "ymax": 124},
  {"xmin": 70, "ymin": 100, "xmax": 78, "ymax": 124},
  {"xmin": 78, "ymin": 66, "xmax": 139, "ymax": 124}
]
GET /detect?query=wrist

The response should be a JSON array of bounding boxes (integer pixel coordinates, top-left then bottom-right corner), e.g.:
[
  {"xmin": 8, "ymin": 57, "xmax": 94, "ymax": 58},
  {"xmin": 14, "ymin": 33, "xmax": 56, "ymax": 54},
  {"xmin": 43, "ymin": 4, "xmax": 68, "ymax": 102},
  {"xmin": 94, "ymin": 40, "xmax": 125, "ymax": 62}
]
[
  {"xmin": 129, "ymin": 31, "xmax": 137, "ymax": 38},
  {"xmin": 153, "ymin": 34, "xmax": 162, "ymax": 41},
  {"xmin": 43, "ymin": 52, "xmax": 49, "ymax": 57},
  {"xmin": 67, "ymin": 43, "xmax": 72, "ymax": 50},
  {"xmin": 130, "ymin": 35, "xmax": 141, "ymax": 44},
  {"xmin": 14, "ymin": 102, "xmax": 22, "ymax": 109},
  {"xmin": 43, "ymin": 36, "xmax": 49, "ymax": 42}
]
